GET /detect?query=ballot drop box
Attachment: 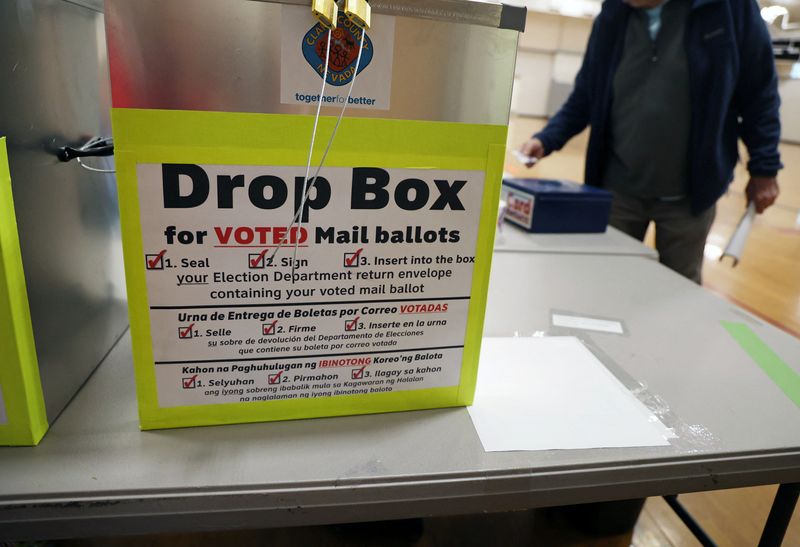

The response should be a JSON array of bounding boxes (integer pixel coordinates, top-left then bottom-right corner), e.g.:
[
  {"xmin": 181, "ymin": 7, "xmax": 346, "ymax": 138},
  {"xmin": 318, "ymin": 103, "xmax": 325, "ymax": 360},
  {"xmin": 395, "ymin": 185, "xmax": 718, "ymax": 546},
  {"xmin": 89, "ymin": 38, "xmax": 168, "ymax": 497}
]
[
  {"xmin": 106, "ymin": 0, "xmax": 525, "ymax": 430},
  {"xmin": 1, "ymin": 1, "xmax": 128, "ymax": 446}
]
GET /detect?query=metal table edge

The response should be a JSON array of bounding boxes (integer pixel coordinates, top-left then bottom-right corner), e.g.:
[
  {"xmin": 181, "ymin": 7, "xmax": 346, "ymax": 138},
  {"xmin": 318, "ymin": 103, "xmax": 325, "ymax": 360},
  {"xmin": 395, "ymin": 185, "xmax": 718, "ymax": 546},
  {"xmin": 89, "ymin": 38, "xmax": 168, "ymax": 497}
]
[{"xmin": 2, "ymin": 448, "xmax": 799, "ymax": 509}]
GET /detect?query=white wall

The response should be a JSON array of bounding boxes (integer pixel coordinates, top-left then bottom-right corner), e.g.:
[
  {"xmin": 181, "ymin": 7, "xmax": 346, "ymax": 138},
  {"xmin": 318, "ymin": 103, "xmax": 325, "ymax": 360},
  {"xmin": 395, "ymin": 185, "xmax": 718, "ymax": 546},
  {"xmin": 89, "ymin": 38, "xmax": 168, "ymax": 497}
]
[
  {"xmin": 511, "ymin": 52, "xmax": 554, "ymax": 116},
  {"xmin": 511, "ymin": 11, "xmax": 592, "ymax": 117},
  {"xmin": 779, "ymin": 78, "xmax": 800, "ymax": 144}
]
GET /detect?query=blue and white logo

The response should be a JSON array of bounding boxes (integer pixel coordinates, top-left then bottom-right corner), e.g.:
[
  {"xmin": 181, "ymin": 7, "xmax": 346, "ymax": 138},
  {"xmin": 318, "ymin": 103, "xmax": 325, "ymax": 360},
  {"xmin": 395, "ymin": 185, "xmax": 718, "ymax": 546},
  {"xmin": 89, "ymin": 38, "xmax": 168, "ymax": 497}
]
[{"xmin": 302, "ymin": 14, "xmax": 374, "ymax": 86}]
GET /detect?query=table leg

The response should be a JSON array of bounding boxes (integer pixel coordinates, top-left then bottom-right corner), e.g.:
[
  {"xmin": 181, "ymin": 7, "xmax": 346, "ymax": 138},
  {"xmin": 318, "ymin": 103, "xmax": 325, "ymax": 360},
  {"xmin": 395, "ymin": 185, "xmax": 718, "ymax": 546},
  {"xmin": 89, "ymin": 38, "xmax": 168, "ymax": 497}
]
[
  {"xmin": 758, "ymin": 483, "xmax": 800, "ymax": 547},
  {"xmin": 663, "ymin": 495, "xmax": 717, "ymax": 547}
]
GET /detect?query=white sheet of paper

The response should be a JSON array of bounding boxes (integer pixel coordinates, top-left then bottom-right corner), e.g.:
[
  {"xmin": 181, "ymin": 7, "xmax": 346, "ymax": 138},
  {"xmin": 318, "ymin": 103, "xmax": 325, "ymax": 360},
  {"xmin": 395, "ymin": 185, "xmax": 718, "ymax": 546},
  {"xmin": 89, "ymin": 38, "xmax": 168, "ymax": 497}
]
[
  {"xmin": 467, "ymin": 337, "xmax": 673, "ymax": 452},
  {"xmin": 552, "ymin": 313, "xmax": 624, "ymax": 334},
  {"xmin": 721, "ymin": 202, "xmax": 757, "ymax": 266},
  {"xmin": 512, "ymin": 150, "xmax": 538, "ymax": 165}
]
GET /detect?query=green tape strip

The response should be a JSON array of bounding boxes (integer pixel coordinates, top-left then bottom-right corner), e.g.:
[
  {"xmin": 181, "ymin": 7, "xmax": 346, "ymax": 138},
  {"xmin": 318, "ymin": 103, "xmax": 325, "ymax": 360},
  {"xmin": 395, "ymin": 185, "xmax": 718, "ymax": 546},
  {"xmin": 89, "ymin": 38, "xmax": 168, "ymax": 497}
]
[
  {"xmin": 0, "ymin": 137, "xmax": 48, "ymax": 445},
  {"xmin": 722, "ymin": 321, "xmax": 800, "ymax": 408}
]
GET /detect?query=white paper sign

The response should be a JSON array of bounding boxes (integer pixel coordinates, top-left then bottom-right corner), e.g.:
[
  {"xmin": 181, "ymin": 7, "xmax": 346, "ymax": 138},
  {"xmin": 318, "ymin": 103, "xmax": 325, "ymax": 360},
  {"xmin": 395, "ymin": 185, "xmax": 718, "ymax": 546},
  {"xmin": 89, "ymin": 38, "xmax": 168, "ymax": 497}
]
[
  {"xmin": 721, "ymin": 202, "xmax": 757, "ymax": 266},
  {"xmin": 468, "ymin": 337, "xmax": 672, "ymax": 452},
  {"xmin": 137, "ymin": 164, "xmax": 485, "ymax": 408},
  {"xmin": 281, "ymin": 6, "xmax": 395, "ymax": 110}
]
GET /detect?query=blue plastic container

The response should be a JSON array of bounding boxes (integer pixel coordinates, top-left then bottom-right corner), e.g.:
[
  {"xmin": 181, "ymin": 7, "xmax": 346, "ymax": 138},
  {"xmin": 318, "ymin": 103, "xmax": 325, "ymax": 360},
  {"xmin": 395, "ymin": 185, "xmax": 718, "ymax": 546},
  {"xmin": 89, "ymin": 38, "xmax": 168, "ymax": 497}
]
[{"xmin": 501, "ymin": 178, "xmax": 613, "ymax": 234}]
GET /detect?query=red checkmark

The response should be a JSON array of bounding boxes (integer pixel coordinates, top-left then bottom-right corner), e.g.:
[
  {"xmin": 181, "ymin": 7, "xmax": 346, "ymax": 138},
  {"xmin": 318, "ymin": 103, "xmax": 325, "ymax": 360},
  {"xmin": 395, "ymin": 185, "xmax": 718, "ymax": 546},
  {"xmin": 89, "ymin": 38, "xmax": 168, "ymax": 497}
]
[
  {"xmin": 250, "ymin": 249, "xmax": 269, "ymax": 268},
  {"xmin": 179, "ymin": 323, "xmax": 195, "ymax": 339},
  {"xmin": 352, "ymin": 366, "xmax": 367, "ymax": 379},
  {"xmin": 183, "ymin": 375, "xmax": 198, "ymax": 389},
  {"xmin": 268, "ymin": 370, "xmax": 284, "ymax": 384},
  {"xmin": 345, "ymin": 248, "xmax": 364, "ymax": 267},
  {"xmin": 345, "ymin": 316, "xmax": 360, "ymax": 331},
  {"xmin": 147, "ymin": 249, "xmax": 167, "ymax": 269},
  {"xmin": 263, "ymin": 320, "xmax": 278, "ymax": 335}
]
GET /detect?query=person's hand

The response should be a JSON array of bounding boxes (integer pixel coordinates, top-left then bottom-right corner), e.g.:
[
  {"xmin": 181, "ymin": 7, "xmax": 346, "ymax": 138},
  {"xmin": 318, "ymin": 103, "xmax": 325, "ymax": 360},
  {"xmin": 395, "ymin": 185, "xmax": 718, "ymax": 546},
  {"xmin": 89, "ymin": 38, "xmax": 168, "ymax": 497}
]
[
  {"xmin": 519, "ymin": 138, "xmax": 546, "ymax": 168},
  {"xmin": 746, "ymin": 176, "xmax": 779, "ymax": 214}
]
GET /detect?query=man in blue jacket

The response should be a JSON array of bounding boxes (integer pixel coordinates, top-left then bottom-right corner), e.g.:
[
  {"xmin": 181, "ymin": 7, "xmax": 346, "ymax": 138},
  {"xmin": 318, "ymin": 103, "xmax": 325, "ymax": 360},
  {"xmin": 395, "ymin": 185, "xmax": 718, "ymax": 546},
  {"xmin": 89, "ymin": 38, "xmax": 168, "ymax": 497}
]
[{"xmin": 520, "ymin": 0, "xmax": 781, "ymax": 283}]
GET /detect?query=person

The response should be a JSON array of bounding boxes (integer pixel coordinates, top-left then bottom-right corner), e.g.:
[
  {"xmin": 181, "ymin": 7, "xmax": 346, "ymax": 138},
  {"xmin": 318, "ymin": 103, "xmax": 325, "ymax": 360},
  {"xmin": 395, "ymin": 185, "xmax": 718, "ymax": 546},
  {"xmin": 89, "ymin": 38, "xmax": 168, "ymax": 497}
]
[{"xmin": 520, "ymin": 0, "xmax": 782, "ymax": 284}]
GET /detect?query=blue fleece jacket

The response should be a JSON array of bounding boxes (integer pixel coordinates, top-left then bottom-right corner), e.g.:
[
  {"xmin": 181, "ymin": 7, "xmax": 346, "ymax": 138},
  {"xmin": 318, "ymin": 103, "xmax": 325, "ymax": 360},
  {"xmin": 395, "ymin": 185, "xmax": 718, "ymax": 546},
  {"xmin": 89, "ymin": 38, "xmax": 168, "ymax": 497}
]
[{"xmin": 534, "ymin": 0, "xmax": 783, "ymax": 213}]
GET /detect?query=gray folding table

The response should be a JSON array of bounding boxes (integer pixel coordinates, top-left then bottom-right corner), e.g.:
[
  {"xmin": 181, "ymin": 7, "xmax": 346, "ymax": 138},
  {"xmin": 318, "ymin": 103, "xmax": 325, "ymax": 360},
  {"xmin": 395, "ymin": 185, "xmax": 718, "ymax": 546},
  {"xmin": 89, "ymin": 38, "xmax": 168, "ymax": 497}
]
[
  {"xmin": 0, "ymin": 252, "xmax": 798, "ymax": 544},
  {"xmin": 494, "ymin": 223, "xmax": 659, "ymax": 259}
]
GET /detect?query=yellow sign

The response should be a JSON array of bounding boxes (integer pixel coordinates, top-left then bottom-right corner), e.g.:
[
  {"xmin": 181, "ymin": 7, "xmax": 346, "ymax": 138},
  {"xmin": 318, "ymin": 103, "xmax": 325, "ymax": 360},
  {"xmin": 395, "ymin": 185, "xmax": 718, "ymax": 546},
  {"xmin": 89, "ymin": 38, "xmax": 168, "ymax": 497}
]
[
  {"xmin": 113, "ymin": 109, "xmax": 506, "ymax": 430},
  {"xmin": 0, "ymin": 137, "xmax": 48, "ymax": 445}
]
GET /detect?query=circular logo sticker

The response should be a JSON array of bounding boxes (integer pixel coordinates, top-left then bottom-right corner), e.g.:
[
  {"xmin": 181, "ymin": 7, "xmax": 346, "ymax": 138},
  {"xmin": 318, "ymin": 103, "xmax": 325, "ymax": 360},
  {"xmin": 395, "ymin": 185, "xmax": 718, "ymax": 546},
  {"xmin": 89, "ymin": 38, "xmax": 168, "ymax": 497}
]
[{"xmin": 302, "ymin": 15, "xmax": 374, "ymax": 87}]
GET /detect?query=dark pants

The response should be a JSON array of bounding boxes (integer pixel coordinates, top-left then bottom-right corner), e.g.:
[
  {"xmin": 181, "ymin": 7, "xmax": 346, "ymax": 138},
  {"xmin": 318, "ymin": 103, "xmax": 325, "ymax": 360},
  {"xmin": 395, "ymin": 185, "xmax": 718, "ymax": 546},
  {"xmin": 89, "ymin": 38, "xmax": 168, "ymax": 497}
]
[{"xmin": 609, "ymin": 192, "xmax": 717, "ymax": 284}]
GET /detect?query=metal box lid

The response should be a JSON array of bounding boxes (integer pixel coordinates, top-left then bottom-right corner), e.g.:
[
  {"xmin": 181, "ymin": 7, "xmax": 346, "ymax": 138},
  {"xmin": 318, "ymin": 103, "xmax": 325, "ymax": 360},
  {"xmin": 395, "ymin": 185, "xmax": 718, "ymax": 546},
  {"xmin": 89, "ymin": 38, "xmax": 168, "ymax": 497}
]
[{"xmin": 96, "ymin": 0, "xmax": 526, "ymax": 30}]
